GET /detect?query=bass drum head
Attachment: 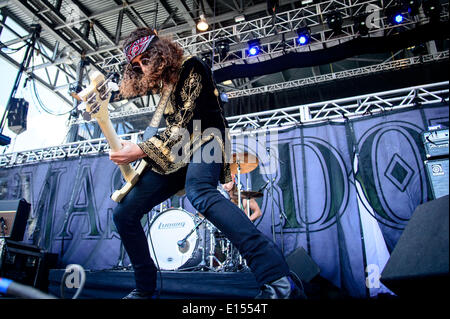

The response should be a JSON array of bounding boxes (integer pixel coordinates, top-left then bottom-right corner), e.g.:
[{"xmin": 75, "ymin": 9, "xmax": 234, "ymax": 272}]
[{"xmin": 148, "ymin": 208, "xmax": 201, "ymax": 270}]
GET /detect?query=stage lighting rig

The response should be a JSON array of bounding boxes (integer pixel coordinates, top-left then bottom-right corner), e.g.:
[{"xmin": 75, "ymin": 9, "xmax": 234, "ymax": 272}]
[
  {"xmin": 215, "ymin": 40, "xmax": 230, "ymax": 60},
  {"xmin": 247, "ymin": 39, "xmax": 261, "ymax": 57},
  {"xmin": 403, "ymin": 0, "xmax": 422, "ymax": 16},
  {"xmin": 353, "ymin": 14, "xmax": 370, "ymax": 36},
  {"xmin": 326, "ymin": 10, "xmax": 343, "ymax": 33},
  {"xmin": 422, "ymin": 0, "xmax": 442, "ymax": 22},
  {"xmin": 197, "ymin": 14, "xmax": 209, "ymax": 31},
  {"xmin": 296, "ymin": 27, "xmax": 311, "ymax": 45},
  {"xmin": 385, "ymin": 3, "xmax": 407, "ymax": 25}
]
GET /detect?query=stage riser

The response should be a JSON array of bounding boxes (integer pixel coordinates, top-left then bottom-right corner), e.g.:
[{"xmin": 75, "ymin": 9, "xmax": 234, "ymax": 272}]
[{"xmin": 48, "ymin": 270, "xmax": 260, "ymax": 299}]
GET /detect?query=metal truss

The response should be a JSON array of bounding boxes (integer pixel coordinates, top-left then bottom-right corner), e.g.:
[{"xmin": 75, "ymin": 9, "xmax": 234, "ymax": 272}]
[
  {"xmin": 1, "ymin": 0, "xmax": 448, "ymax": 109},
  {"xmin": 100, "ymin": 0, "xmax": 450, "ymax": 72},
  {"xmin": 226, "ymin": 81, "xmax": 449, "ymax": 132},
  {"xmin": 226, "ymin": 50, "xmax": 450, "ymax": 98},
  {"xmin": 2, "ymin": 81, "xmax": 448, "ymax": 168},
  {"xmin": 66, "ymin": 50, "xmax": 449, "ymax": 128}
]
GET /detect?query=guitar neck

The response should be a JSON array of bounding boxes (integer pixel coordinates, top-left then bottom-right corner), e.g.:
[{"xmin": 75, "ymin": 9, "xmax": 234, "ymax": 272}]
[{"xmin": 97, "ymin": 118, "xmax": 136, "ymax": 182}]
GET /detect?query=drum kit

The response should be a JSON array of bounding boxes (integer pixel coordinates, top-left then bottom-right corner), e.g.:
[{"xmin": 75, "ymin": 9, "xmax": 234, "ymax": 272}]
[{"xmin": 147, "ymin": 152, "xmax": 264, "ymax": 272}]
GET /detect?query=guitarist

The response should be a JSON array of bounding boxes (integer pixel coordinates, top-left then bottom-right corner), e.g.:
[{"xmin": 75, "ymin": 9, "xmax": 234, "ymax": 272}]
[{"xmin": 109, "ymin": 27, "xmax": 303, "ymax": 299}]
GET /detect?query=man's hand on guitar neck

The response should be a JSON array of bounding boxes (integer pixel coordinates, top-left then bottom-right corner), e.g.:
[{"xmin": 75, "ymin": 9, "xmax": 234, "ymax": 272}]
[{"xmin": 109, "ymin": 140, "xmax": 147, "ymax": 165}]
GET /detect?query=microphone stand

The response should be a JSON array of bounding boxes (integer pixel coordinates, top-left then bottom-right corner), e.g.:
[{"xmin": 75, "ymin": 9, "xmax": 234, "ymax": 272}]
[
  {"xmin": 177, "ymin": 217, "xmax": 206, "ymax": 250},
  {"xmin": 266, "ymin": 147, "xmax": 276, "ymax": 243}
]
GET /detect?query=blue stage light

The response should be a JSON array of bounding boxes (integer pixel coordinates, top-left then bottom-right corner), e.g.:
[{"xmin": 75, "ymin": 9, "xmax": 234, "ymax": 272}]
[
  {"xmin": 247, "ymin": 39, "xmax": 261, "ymax": 57},
  {"xmin": 296, "ymin": 27, "xmax": 311, "ymax": 46},
  {"xmin": 394, "ymin": 13, "xmax": 404, "ymax": 23},
  {"xmin": 298, "ymin": 35, "xmax": 308, "ymax": 45}
]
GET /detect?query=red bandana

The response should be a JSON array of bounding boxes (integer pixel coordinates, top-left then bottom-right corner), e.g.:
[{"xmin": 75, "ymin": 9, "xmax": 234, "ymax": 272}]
[{"xmin": 124, "ymin": 35, "xmax": 158, "ymax": 62}]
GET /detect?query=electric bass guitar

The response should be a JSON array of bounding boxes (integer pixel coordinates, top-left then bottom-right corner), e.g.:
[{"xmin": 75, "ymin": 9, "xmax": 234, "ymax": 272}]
[{"xmin": 75, "ymin": 71, "xmax": 147, "ymax": 203}]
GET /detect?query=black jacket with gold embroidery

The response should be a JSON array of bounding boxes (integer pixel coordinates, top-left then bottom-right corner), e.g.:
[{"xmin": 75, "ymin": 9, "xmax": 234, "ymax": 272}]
[{"xmin": 138, "ymin": 56, "xmax": 231, "ymax": 183}]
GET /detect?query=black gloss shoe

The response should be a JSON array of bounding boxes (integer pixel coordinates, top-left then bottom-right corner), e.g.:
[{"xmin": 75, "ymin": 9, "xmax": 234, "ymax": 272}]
[
  {"xmin": 255, "ymin": 276, "xmax": 307, "ymax": 299},
  {"xmin": 122, "ymin": 289, "xmax": 157, "ymax": 299}
]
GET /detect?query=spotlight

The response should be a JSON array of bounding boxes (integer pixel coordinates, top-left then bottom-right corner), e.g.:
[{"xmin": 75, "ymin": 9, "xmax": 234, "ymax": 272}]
[
  {"xmin": 215, "ymin": 39, "xmax": 230, "ymax": 59},
  {"xmin": 394, "ymin": 13, "xmax": 405, "ymax": 23},
  {"xmin": 423, "ymin": 0, "xmax": 442, "ymax": 22},
  {"xmin": 197, "ymin": 14, "xmax": 209, "ymax": 31},
  {"xmin": 353, "ymin": 14, "xmax": 369, "ymax": 36},
  {"xmin": 385, "ymin": 4, "xmax": 407, "ymax": 25},
  {"xmin": 326, "ymin": 10, "xmax": 343, "ymax": 33},
  {"xmin": 247, "ymin": 39, "xmax": 261, "ymax": 57},
  {"xmin": 296, "ymin": 27, "xmax": 311, "ymax": 45},
  {"xmin": 403, "ymin": 0, "xmax": 421, "ymax": 16},
  {"xmin": 200, "ymin": 51, "xmax": 213, "ymax": 65}
]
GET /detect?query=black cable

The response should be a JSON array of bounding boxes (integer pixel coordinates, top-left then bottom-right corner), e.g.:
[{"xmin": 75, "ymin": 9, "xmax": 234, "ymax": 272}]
[
  {"xmin": 28, "ymin": 51, "xmax": 77, "ymax": 116},
  {"xmin": 0, "ymin": 41, "xmax": 28, "ymax": 54}
]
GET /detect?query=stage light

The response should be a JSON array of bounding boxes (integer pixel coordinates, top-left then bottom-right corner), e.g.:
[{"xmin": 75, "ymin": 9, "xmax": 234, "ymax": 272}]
[
  {"xmin": 247, "ymin": 39, "xmax": 261, "ymax": 57},
  {"xmin": 385, "ymin": 4, "xmax": 407, "ymax": 25},
  {"xmin": 403, "ymin": 0, "xmax": 421, "ymax": 16},
  {"xmin": 423, "ymin": 0, "xmax": 442, "ymax": 22},
  {"xmin": 215, "ymin": 40, "xmax": 230, "ymax": 59},
  {"xmin": 394, "ymin": 13, "xmax": 405, "ymax": 23},
  {"xmin": 296, "ymin": 27, "xmax": 311, "ymax": 45},
  {"xmin": 326, "ymin": 10, "xmax": 343, "ymax": 33},
  {"xmin": 197, "ymin": 14, "xmax": 209, "ymax": 31},
  {"xmin": 200, "ymin": 51, "xmax": 213, "ymax": 65},
  {"xmin": 353, "ymin": 14, "xmax": 369, "ymax": 36}
]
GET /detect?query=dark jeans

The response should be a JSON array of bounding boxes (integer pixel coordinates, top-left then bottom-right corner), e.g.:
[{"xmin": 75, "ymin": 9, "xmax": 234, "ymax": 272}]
[{"xmin": 112, "ymin": 140, "xmax": 290, "ymax": 292}]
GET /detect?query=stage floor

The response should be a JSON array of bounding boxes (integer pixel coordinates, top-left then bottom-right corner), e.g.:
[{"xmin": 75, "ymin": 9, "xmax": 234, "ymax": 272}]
[{"xmin": 48, "ymin": 269, "xmax": 260, "ymax": 299}]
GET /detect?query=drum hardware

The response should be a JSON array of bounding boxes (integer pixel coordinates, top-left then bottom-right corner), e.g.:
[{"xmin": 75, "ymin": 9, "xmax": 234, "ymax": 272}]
[
  {"xmin": 230, "ymin": 152, "xmax": 261, "ymax": 269},
  {"xmin": 264, "ymin": 147, "xmax": 292, "ymax": 254},
  {"xmin": 206, "ymin": 221, "xmax": 223, "ymax": 270},
  {"xmin": 177, "ymin": 217, "xmax": 206, "ymax": 253}
]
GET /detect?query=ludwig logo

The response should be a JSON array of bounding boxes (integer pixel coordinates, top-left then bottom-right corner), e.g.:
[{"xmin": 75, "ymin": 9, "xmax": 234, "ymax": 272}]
[{"xmin": 158, "ymin": 222, "xmax": 186, "ymax": 230}]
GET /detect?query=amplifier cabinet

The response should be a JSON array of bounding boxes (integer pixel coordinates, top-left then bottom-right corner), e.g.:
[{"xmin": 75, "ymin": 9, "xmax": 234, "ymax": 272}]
[
  {"xmin": 0, "ymin": 199, "xmax": 30, "ymax": 241},
  {"xmin": 0, "ymin": 240, "xmax": 58, "ymax": 291},
  {"xmin": 422, "ymin": 129, "xmax": 449, "ymax": 158},
  {"xmin": 425, "ymin": 158, "xmax": 449, "ymax": 199}
]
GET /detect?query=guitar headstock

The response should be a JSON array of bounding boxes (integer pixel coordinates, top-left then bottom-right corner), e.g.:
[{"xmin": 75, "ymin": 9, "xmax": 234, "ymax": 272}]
[{"xmin": 77, "ymin": 71, "xmax": 114, "ymax": 123}]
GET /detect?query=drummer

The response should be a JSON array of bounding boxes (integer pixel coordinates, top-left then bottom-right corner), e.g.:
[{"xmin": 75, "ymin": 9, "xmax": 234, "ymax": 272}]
[{"xmin": 220, "ymin": 174, "xmax": 262, "ymax": 222}]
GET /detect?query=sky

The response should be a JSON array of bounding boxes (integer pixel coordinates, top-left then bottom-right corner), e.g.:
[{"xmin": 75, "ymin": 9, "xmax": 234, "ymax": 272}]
[{"xmin": 1, "ymin": 19, "xmax": 71, "ymax": 154}]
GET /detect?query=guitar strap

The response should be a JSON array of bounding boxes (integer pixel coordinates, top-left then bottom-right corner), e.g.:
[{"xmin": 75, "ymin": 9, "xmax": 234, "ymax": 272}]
[
  {"xmin": 142, "ymin": 56, "xmax": 191, "ymax": 140},
  {"xmin": 142, "ymin": 82, "xmax": 174, "ymax": 140}
]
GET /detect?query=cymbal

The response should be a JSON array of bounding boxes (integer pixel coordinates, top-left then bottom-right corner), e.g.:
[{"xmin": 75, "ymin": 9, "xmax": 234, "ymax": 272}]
[
  {"xmin": 230, "ymin": 153, "xmax": 259, "ymax": 174},
  {"xmin": 241, "ymin": 191, "xmax": 263, "ymax": 199}
]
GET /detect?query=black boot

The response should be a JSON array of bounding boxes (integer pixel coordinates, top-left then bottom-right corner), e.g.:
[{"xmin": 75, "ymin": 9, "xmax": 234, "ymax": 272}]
[
  {"xmin": 122, "ymin": 289, "xmax": 157, "ymax": 299},
  {"xmin": 255, "ymin": 276, "xmax": 307, "ymax": 299}
]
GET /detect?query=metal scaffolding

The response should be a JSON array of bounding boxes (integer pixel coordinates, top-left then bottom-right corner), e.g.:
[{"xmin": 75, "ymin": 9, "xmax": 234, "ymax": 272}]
[{"xmin": 1, "ymin": 81, "xmax": 447, "ymax": 168}]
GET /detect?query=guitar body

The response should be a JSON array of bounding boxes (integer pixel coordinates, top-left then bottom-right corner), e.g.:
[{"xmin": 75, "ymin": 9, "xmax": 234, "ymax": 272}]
[{"xmin": 111, "ymin": 160, "xmax": 148, "ymax": 202}]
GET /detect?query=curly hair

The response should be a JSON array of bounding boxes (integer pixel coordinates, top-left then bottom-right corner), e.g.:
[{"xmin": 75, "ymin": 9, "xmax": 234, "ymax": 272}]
[{"xmin": 119, "ymin": 28, "xmax": 184, "ymax": 98}]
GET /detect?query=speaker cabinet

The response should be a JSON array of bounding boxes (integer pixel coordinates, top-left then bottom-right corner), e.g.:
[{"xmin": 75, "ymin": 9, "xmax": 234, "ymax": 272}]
[
  {"xmin": 7, "ymin": 98, "xmax": 29, "ymax": 135},
  {"xmin": 0, "ymin": 240, "xmax": 58, "ymax": 291},
  {"xmin": 0, "ymin": 199, "xmax": 30, "ymax": 241},
  {"xmin": 286, "ymin": 246, "xmax": 320, "ymax": 283},
  {"xmin": 381, "ymin": 195, "xmax": 449, "ymax": 297}
]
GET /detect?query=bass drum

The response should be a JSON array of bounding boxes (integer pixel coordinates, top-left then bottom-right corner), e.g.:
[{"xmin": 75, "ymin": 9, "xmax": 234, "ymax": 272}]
[{"xmin": 148, "ymin": 208, "xmax": 205, "ymax": 271}]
